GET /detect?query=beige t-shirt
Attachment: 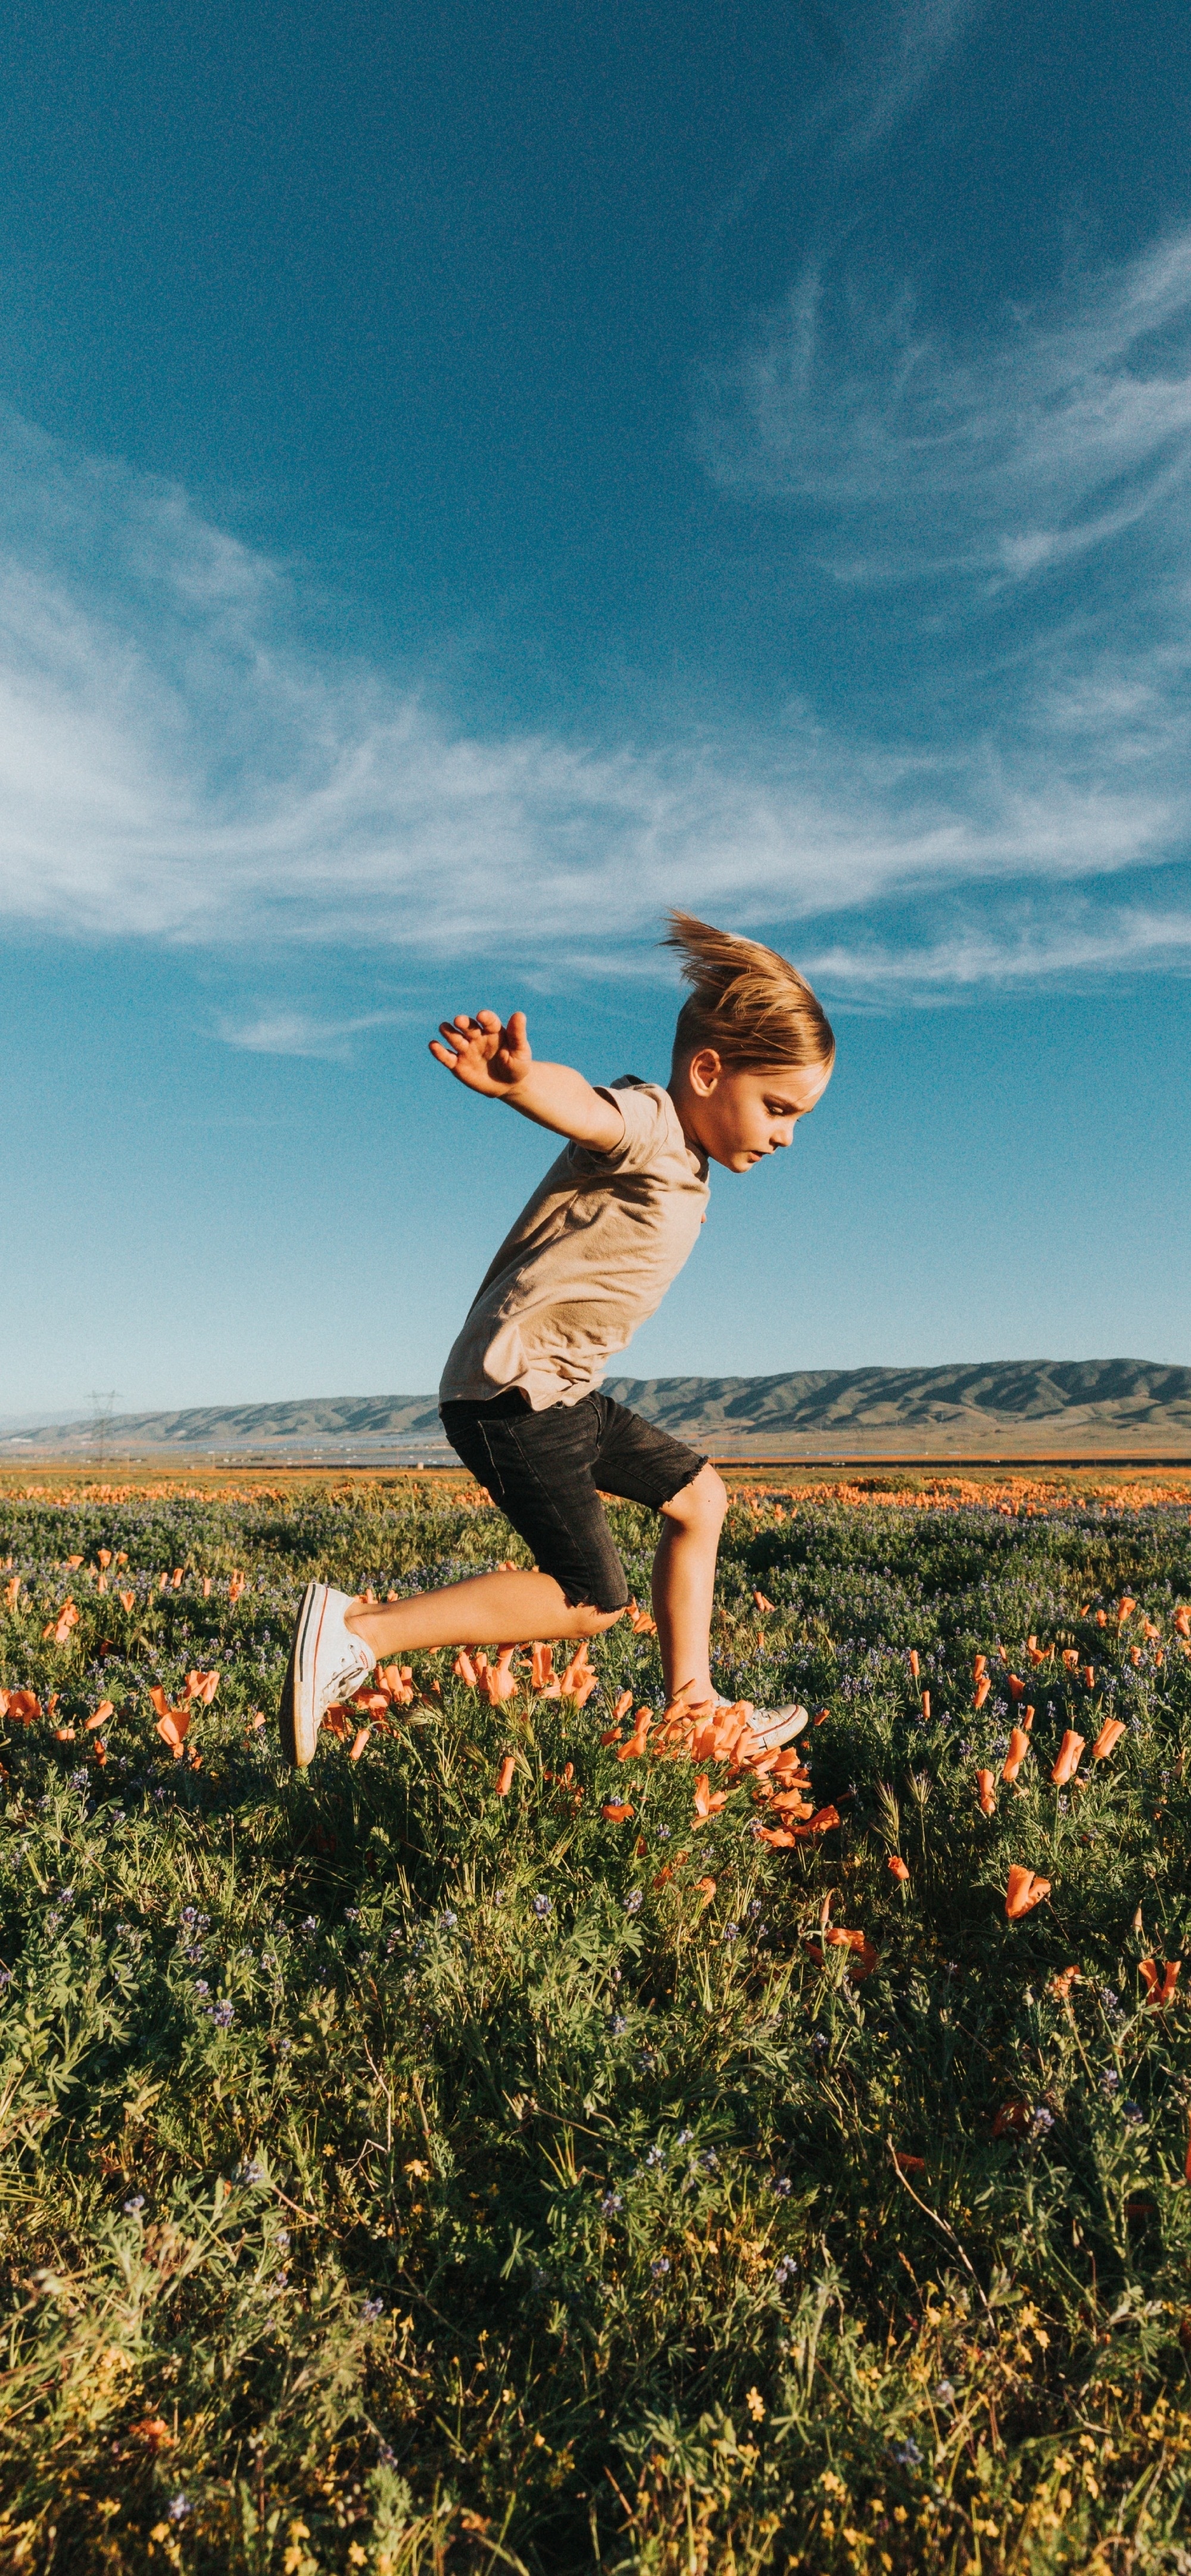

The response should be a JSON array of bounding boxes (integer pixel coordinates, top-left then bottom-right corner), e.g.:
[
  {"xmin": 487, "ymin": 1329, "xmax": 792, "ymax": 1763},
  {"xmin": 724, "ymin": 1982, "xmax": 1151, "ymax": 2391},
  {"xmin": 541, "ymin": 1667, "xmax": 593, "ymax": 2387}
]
[{"xmin": 438, "ymin": 1078, "xmax": 710, "ymax": 1412}]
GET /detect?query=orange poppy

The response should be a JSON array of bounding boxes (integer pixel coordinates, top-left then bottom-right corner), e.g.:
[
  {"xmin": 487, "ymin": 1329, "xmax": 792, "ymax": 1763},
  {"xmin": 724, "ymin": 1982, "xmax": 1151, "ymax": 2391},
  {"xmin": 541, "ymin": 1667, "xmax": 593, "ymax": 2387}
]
[
  {"xmin": 626, "ymin": 1599, "xmax": 657, "ymax": 1635},
  {"xmin": 129, "ymin": 2418, "xmax": 174, "ymax": 2451},
  {"xmin": 769, "ymin": 1788, "xmax": 815, "ymax": 1819},
  {"xmin": 693, "ymin": 1772, "xmax": 729, "ymax": 1824},
  {"xmin": 921, "ymin": 1690, "xmax": 931, "ymax": 1721},
  {"xmin": 1139, "ymin": 1958, "xmax": 1181, "ymax": 2008},
  {"xmin": 694, "ymin": 1876, "xmax": 716, "ymax": 1906},
  {"xmin": 1061, "ymin": 1649, "xmax": 1079, "ymax": 1671},
  {"xmin": 1050, "ymin": 1729, "xmax": 1084, "ymax": 1787},
  {"xmin": 754, "ymin": 1824, "xmax": 797, "ymax": 1847},
  {"xmin": 601, "ymin": 1801, "xmax": 635, "ymax": 1822},
  {"xmin": 96, "ymin": 1548, "xmax": 112, "ymax": 1569},
  {"xmin": 559, "ymin": 1641, "xmax": 598, "ymax": 1706},
  {"xmin": 494, "ymin": 1754, "xmax": 516, "ymax": 1796},
  {"xmin": 1049, "ymin": 1965, "xmax": 1080, "ymax": 2001},
  {"xmin": 1174, "ymin": 1607, "xmax": 1190, "ymax": 1640},
  {"xmin": 976, "ymin": 1769, "xmax": 996, "ymax": 1816},
  {"xmin": 909, "ymin": 1650, "xmax": 920, "ymax": 1681},
  {"xmin": 453, "ymin": 1648, "xmax": 479, "ymax": 1688},
  {"xmin": 818, "ymin": 1926, "xmax": 879, "ymax": 1979},
  {"xmin": 43, "ymin": 1599, "xmax": 80, "ymax": 1645},
  {"xmin": 478, "ymin": 1646, "xmax": 520, "ymax": 1706},
  {"xmin": 2, "ymin": 1577, "xmax": 20, "ymax": 1609},
  {"xmin": 618, "ymin": 1710, "xmax": 653, "ymax": 1763},
  {"xmin": 974, "ymin": 1676, "xmax": 991, "ymax": 1709},
  {"xmin": 153, "ymin": 1703, "xmax": 191, "ymax": 1760},
  {"xmin": 1002, "ymin": 1727, "xmax": 1030, "ymax": 1783},
  {"xmin": 0, "ymin": 1689, "xmax": 39, "ymax": 1722},
  {"xmin": 119, "ymin": 1590, "xmax": 135, "ymax": 1613},
  {"xmin": 1091, "ymin": 1716, "xmax": 1125, "ymax": 1761},
  {"xmin": 84, "ymin": 1700, "xmax": 114, "ymax": 1734},
  {"xmin": 973, "ymin": 1654, "xmax": 986, "ymax": 1682},
  {"xmin": 349, "ymin": 1726, "xmax": 371, "ymax": 1762},
  {"xmin": 797, "ymin": 1804, "xmax": 841, "ymax": 1839},
  {"xmin": 1005, "ymin": 1864, "xmax": 1051, "ymax": 1921},
  {"xmin": 888, "ymin": 1856, "xmax": 910, "ymax": 1882},
  {"xmin": 754, "ymin": 1591, "xmax": 775, "ymax": 1615},
  {"xmin": 186, "ymin": 1670, "xmax": 219, "ymax": 1704},
  {"xmin": 1008, "ymin": 1675, "xmax": 1026, "ymax": 1702},
  {"xmin": 894, "ymin": 2152, "xmax": 925, "ymax": 2173},
  {"xmin": 529, "ymin": 1642, "xmax": 562, "ymax": 1697},
  {"xmin": 1117, "ymin": 1596, "xmax": 1136, "ymax": 1626},
  {"xmin": 612, "ymin": 1688, "xmax": 634, "ymax": 1721}
]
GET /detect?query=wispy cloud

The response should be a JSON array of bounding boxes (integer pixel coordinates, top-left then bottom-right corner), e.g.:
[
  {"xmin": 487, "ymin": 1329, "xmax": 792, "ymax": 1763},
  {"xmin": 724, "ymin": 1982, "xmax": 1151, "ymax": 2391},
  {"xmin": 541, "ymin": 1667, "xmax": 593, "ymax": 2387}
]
[
  {"xmin": 0, "ymin": 387, "xmax": 1186, "ymax": 1000},
  {"xmin": 839, "ymin": 0, "xmax": 987, "ymax": 161},
  {"xmin": 697, "ymin": 228, "xmax": 1191, "ymax": 590},
  {"xmin": 808, "ymin": 901, "xmax": 1191, "ymax": 994},
  {"xmin": 216, "ymin": 1007, "xmax": 404, "ymax": 1058}
]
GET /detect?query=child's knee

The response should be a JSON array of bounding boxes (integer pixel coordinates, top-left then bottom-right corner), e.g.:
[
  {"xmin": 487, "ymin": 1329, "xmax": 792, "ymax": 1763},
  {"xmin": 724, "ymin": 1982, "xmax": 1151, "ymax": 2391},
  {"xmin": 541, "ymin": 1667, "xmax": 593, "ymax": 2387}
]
[
  {"xmin": 572, "ymin": 1602, "xmax": 625, "ymax": 1636},
  {"xmin": 663, "ymin": 1463, "xmax": 728, "ymax": 1529}
]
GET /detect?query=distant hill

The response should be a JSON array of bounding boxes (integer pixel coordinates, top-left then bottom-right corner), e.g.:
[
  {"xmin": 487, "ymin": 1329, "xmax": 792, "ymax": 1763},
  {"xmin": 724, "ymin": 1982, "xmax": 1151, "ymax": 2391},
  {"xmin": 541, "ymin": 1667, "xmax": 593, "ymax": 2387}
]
[{"xmin": 6, "ymin": 1360, "xmax": 1191, "ymax": 1461}]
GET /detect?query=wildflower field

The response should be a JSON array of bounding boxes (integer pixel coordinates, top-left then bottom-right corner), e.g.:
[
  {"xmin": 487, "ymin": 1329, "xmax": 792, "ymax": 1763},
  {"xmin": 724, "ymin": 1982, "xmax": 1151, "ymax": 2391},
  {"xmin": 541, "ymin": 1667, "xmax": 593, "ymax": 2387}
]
[{"xmin": 1, "ymin": 1473, "xmax": 1190, "ymax": 2576}]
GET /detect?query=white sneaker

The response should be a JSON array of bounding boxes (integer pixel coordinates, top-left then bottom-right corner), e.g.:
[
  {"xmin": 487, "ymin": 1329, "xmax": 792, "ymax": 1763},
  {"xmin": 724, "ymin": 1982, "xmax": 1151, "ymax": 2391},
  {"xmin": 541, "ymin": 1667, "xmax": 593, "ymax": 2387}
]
[
  {"xmin": 279, "ymin": 1583, "xmax": 376, "ymax": 1769},
  {"xmin": 716, "ymin": 1697, "xmax": 809, "ymax": 1758}
]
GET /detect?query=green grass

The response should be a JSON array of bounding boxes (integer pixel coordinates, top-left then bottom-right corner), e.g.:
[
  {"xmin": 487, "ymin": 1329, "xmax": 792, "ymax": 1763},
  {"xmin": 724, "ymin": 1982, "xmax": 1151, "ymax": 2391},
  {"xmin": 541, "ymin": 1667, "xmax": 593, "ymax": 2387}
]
[{"xmin": 0, "ymin": 1483, "xmax": 1190, "ymax": 2574}]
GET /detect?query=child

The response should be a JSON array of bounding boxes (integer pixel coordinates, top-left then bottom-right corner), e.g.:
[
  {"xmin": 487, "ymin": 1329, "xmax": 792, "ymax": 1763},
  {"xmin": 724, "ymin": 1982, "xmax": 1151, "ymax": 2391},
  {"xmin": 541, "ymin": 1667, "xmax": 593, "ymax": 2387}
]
[{"xmin": 279, "ymin": 912, "xmax": 834, "ymax": 1766}]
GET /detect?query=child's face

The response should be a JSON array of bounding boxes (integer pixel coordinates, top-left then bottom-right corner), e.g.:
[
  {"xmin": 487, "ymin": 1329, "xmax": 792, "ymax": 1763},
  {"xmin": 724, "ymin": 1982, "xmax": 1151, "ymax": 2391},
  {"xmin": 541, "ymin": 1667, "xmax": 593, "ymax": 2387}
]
[{"xmin": 672, "ymin": 1051, "xmax": 832, "ymax": 1173}]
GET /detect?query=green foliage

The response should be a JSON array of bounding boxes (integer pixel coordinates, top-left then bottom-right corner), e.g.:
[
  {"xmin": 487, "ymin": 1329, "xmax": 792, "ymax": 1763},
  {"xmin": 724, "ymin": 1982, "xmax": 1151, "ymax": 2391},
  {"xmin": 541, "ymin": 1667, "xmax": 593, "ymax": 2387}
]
[{"xmin": 0, "ymin": 1489, "xmax": 1189, "ymax": 2572}]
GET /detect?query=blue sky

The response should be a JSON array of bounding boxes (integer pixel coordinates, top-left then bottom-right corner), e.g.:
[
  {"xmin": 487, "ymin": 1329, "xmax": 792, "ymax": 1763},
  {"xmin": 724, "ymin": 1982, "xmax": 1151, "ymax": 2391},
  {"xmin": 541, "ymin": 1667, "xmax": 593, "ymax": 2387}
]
[{"xmin": 2, "ymin": 0, "xmax": 1189, "ymax": 1412}]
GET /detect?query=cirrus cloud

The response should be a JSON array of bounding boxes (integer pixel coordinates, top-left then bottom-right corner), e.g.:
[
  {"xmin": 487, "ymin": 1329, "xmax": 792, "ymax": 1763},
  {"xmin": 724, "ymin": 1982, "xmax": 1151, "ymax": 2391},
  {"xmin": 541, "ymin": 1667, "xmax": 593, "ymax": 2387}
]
[{"xmin": 0, "ymin": 376, "xmax": 1187, "ymax": 1002}]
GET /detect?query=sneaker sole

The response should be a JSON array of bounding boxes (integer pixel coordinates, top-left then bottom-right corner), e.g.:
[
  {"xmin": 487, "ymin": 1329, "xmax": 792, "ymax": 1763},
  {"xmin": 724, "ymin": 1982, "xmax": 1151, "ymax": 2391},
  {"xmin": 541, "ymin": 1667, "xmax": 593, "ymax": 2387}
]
[{"xmin": 279, "ymin": 1580, "xmax": 325, "ymax": 1769}]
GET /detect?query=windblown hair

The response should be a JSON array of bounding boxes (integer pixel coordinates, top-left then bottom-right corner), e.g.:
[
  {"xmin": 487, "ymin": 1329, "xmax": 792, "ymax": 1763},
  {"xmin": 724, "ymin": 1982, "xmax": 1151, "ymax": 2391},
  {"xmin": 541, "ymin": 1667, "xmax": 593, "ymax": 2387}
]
[{"xmin": 663, "ymin": 911, "xmax": 835, "ymax": 1073}]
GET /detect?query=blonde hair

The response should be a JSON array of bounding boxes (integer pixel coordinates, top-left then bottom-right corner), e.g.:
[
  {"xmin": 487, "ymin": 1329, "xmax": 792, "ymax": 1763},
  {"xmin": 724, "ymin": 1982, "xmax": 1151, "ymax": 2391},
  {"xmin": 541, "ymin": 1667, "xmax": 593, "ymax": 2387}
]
[{"xmin": 662, "ymin": 910, "xmax": 835, "ymax": 1073}]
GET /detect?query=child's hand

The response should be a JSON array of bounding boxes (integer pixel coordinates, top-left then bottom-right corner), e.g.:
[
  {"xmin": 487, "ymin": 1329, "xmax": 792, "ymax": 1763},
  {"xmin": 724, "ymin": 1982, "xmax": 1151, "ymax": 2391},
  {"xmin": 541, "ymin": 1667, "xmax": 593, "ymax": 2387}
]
[{"xmin": 429, "ymin": 1008, "xmax": 534, "ymax": 1096}]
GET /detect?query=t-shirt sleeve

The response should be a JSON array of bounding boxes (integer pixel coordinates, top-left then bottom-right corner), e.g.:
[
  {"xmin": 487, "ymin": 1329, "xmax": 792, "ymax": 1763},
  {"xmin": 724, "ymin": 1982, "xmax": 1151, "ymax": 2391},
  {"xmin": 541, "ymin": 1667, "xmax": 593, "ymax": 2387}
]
[{"xmin": 585, "ymin": 1079, "xmax": 676, "ymax": 1174}]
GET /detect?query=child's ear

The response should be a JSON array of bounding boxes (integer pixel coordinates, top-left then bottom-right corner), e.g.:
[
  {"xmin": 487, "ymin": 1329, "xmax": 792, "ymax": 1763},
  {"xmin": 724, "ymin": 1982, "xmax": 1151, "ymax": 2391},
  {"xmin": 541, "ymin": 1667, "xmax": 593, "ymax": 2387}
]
[{"xmin": 687, "ymin": 1047, "xmax": 723, "ymax": 1098}]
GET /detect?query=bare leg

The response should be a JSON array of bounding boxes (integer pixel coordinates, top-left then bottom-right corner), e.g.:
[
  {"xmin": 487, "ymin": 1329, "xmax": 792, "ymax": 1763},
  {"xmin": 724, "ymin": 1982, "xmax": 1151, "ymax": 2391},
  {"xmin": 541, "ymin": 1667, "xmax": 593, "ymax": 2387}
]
[
  {"xmin": 344, "ymin": 1566, "xmax": 622, "ymax": 1662},
  {"xmin": 650, "ymin": 1463, "xmax": 728, "ymax": 1705}
]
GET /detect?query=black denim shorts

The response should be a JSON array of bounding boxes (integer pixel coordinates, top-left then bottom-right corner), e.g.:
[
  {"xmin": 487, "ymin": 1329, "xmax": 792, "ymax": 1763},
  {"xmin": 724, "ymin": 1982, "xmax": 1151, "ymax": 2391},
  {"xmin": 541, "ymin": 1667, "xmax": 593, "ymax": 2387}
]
[{"xmin": 439, "ymin": 1388, "xmax": 707, "ymax": 1612}]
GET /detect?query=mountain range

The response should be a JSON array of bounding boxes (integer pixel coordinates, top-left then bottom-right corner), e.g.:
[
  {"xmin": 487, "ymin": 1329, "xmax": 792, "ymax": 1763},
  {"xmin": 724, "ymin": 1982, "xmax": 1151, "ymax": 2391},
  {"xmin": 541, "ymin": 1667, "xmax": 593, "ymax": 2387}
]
[{"xmin": 5, "ymin": 1359, "xmax": 1190, "ymax": 1462}]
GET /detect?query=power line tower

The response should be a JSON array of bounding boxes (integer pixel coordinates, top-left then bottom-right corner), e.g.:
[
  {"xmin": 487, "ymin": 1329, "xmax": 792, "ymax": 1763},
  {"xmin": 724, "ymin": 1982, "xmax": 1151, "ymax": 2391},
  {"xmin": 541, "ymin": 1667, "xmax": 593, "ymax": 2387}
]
[{"xmin": 89, "ymin": 1390, "xmax": 119, "ymax": 1470}]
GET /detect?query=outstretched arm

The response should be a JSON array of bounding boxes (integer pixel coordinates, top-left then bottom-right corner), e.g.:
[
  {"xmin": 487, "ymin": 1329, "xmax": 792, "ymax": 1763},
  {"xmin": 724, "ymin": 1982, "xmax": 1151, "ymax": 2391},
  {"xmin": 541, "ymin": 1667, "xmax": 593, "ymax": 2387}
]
[{"xmin": 429, "ymin": 1009, "xmax": 625, "ymax": 1153}]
